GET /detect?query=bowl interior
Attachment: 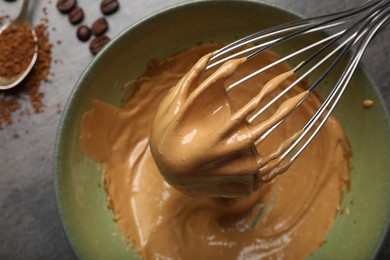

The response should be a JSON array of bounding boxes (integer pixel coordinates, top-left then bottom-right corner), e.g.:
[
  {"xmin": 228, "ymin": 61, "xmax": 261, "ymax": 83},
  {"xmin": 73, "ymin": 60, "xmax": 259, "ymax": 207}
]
[{"xmin": 55, "ymin": 1, "xmax": 390, "ymax": 259}]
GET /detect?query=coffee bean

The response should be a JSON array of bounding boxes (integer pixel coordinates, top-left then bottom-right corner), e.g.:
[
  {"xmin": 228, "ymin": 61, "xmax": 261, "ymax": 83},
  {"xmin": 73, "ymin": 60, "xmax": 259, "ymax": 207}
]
[
  {"xmin": 100, "ymin": 0, "xmax": 119, "ymax": 15},
  {"xmin": 68, "ymin": 6, "xmax": 84, "ymax": 25},
  {"xmin": 91, "ymin": 17, "xmax": 109, "ymax": 36},
  {"xmin": 77, "ymin": 25, "xmax": 91, "ymax": 42},
  {"xmin": 56, "ymin": 0, "xmax": 77, "ymax": 14},
  {"xmin": 89, "ymin": 35, "xmax": 110, "ymax": 55}
]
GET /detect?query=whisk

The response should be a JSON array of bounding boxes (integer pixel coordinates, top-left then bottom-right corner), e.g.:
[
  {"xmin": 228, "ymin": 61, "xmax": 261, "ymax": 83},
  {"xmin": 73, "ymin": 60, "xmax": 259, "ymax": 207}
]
[
  {"xmin": 207, "ymin": 0, "xmax": 390, "ymax": 177},
  {"xmin": 151, "ymin": 0, "xmax": 390, "ymax": 197}
]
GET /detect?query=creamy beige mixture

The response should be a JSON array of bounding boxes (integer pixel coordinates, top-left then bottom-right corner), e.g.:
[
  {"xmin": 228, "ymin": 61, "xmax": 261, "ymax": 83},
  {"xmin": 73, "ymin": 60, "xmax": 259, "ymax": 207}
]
[{"xmin": 80, "ymin": 44, "xmax": 350, "ymax": 259}]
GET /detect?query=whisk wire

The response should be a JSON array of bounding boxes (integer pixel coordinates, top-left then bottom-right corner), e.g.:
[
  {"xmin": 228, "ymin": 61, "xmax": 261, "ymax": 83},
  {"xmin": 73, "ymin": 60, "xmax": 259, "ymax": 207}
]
[
  {"xmin": 288, "ymin": 4, "xmax": 390, "ymax": 162},
  {"xmin": 207, "ymin": 0, "xmax": 390, "ymax": 173},
  {"xmin": 211, "ymin": 0, "xmax": 380, "ymax": 63},
  {"xmin": 246, "ymin": 10, "xmax": 383, "ymax": 123},
  {"xmin": 225, "ymin": 32, "xmax": 342, "ymax": 92}
]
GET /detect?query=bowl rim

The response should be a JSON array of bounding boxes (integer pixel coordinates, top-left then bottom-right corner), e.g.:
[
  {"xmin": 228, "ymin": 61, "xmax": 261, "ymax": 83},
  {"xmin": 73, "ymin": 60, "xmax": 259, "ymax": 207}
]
[{"xmin": 53, "ymin": 0, "xmax": 390, "ymax": 258}]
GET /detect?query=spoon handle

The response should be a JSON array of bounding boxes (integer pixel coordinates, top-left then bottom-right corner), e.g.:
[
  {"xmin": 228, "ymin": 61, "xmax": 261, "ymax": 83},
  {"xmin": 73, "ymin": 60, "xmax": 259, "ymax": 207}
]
[{"xmin": 15, "ymin": 0, "xmax": 30, "ymax": 25}]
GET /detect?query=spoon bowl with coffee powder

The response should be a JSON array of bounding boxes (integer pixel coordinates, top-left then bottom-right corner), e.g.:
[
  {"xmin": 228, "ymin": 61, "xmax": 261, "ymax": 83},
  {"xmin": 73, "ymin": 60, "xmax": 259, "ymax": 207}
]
[{"xmin": 0, "ymin": 0, "xmax": 38, "ymax": 90}]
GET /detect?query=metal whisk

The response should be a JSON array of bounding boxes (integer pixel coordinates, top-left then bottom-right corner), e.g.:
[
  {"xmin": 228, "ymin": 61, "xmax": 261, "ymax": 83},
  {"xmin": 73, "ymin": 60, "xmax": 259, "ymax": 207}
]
[{"xmin": 207, "ymin": 0, "xmax": 390, "ymax": 178}]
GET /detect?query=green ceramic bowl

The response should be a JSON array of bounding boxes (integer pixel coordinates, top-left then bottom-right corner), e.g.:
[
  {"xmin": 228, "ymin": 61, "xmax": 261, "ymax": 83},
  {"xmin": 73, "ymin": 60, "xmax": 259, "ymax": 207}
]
[{"xmin": 54, "ymin": 1, "xmax": 390, "ymax": 259}]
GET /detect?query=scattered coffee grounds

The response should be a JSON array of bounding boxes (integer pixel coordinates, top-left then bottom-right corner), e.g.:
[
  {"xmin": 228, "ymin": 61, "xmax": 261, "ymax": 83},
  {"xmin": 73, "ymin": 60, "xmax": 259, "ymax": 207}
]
[
  {"xmin": 89, "ymin": 35, "xmax": 110, "ymax": 55},
  {"xmin": 101, "ymin": 0, "xmax": 120, "ymax": 15},
  {"xmin": 0, "ymin": 24, "xmax": 36, "ymax": 79},
  {"xmin": 56, "ymin": 0, "xmax": 77, "ymax": 14},
  {"xmin": 77, "ymin": 25, "xmax": 91, "ymax": 42},
  {"xmin": 12, "ymin": 130, "xmax": 19, "ymax": 139},
  {"xmin": 56, "ymin": 103, "xmax": 62, "ymax": 114},
  {"xmin": 91, "ymin": 17, "xmax": 108, "ymax": 36},
  {"xmin": 0, "ymin": 24, "xmax": 52, "ymax": 129},
  {"xmin": 68, "ymin": 6, "xmax": 84, "ymax": 25}
]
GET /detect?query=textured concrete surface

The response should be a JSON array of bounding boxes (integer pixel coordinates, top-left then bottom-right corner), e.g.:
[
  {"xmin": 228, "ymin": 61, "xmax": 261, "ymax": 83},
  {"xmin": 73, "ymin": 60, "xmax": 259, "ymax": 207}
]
[{"xmin": 0, "ymin": 0, "xmax": 389, "ymax": 259}]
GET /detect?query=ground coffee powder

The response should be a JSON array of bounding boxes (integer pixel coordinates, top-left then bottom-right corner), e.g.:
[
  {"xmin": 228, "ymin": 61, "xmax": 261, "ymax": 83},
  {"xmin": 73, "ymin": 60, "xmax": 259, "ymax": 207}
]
[
  {"xmin": 0, "ymin": 24, "xmax": 36, "ymax": 79},
  {"xmin": 0, "ymin": 24, "xmax": 52, "ymax": 129}
]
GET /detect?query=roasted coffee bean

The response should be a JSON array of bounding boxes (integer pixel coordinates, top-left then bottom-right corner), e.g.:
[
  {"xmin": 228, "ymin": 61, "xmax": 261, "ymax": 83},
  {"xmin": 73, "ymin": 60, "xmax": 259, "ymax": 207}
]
[
  {"xmin": 68, "ymin": 6, "xmax": 84, "ymax": 25},
  {"xmin": 100, "ymin": 0, "xmax": 119, "ymax": 15},
  {"xmin": 77, "ymin": 25, "xmax": 91, "ymax": 42},
  {"xmin": 91, "ymin": 17, "xmax": 108, "ymax": 36},
  {"xmin": 89, "ymin": 35, "xmax": 110, "ymax": 55},
  {"xmin": 56, "ymin": 0, "xmax": 77, "ymax": 14}
]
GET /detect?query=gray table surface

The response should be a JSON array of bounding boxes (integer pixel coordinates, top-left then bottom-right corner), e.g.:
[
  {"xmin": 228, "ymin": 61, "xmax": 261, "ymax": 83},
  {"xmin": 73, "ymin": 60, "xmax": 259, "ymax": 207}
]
[{"xmin": 0, "ymin": 0, "xmax": 389, "ymax": 259}]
